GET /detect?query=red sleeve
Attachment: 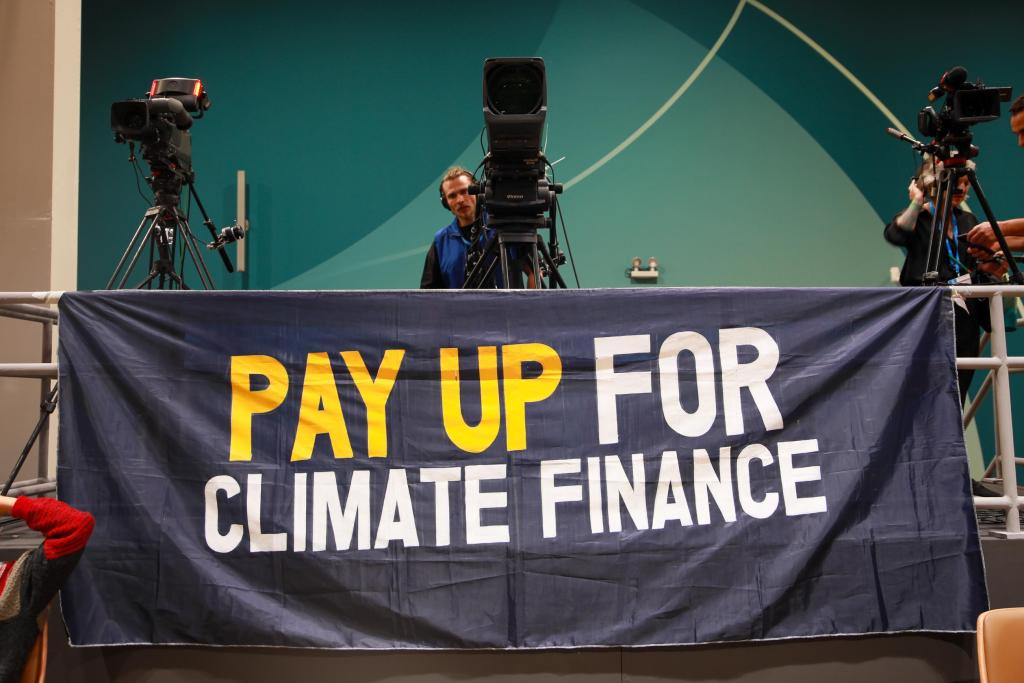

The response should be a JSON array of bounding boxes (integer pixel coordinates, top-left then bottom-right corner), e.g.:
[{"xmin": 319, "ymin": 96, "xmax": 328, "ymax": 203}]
[{"xmin": 12, "ymin": 496, "xmax": 95, "ymax": 560}]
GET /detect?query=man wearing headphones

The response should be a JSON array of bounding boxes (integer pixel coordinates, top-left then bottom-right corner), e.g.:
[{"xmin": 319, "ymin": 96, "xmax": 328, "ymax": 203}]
[{"xmin": 420, "ymin": 166, "xmax": 488, "ymax": 289}]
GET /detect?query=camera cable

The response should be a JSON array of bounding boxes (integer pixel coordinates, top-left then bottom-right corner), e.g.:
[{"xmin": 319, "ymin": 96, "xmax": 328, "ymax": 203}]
[
  {"xmin": 128, "ymin": 143, "xmax": 153, "ymax": 206},
  {"xmin": 544, "ymin": 159, "xmax": 580, "ymax": 288},
  {"xmin": 554, "ymin": 195, "xmax": 580, "ymax": 288}
]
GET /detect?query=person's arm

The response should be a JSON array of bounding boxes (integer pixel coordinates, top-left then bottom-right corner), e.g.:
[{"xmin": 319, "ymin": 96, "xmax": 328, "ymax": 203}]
[
  {"xmin": 884, "ymin": 210, "xmax": 918, "ymax": 246},
  {"xmin": 966, "ymin": 218, "xmax": 1024, "ymax": 255},
  {"xmin": 8, "ymin": 496, "xmax": 94, "ymax": 560},
  {"xmin": 895, "ymin": 179, "xmax": 927, "ymax": 229},
  {"xmin": 893, "ymin": 201, "xmax": 923, "ymax": 230},
  {"xmin": 420, "ymin": 242, "xmax": 444, "ymax": 289},
  {"xmin": 884, "ymin": 180, "xmax": 925, "ymax": 246}
]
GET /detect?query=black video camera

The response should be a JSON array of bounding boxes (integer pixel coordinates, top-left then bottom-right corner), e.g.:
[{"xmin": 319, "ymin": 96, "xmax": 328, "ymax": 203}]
[
  {"xmin": 917, "ymin": 67, "xmax": 1011, "ymax": 158},
  {"xmin": 111, "ymin": 78, "xmax": 211, "ymax": 181},
  {"xmin": 475, "ymin": 58, "xmax": 560, "ymax": 229}
]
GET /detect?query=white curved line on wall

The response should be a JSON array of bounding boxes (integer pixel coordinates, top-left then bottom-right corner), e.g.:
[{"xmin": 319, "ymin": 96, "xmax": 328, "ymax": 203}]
[
  {"xmin": 563, "ymin": 0, "xmax": 748, "ymax": 191},
  {"xmin": 283, "ymin": 0, "xmax": 912, "ymax": 287},
  {"xmin": 746, "ymin": 0, "xmax": 910, "ymax": 136},
  {"xmin": 564, "ymin": 0, "xmax": 911, "ymax": 193}
]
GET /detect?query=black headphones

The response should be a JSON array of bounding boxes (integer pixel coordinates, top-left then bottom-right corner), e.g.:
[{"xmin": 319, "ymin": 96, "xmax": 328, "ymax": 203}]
[{"xmin": 439, "ymin": 170, "xmax": 477, "ymax": 211}]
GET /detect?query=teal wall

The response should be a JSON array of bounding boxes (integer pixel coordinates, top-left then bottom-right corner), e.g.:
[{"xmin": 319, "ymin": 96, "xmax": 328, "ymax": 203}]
[
  {"xmin": 79, "ymin": 1, "xmax": 1024, "ymax": 451},
  {"xmin": 80, "ymin": 0, "xmax": 1024, "ymax": 291}
]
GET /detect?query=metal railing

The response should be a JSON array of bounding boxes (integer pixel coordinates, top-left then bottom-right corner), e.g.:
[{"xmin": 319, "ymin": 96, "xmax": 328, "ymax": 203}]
[
  {"xmin": 0, "ymin": 291, "xmax": 63, "ymax": 498},
  {"xmin": 956, "ymin": 285, "xmax": 1024, "ymax": 537}
]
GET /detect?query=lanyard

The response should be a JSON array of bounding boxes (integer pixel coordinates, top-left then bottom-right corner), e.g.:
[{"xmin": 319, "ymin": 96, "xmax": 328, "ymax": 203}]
[{"xmin": 944, "ymin": 213, "xmax": 963, "ymax": 276}]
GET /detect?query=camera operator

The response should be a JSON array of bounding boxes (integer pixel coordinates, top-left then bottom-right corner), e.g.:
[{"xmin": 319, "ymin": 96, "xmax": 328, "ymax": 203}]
[
  {"xmin": 420, "ymin": 166, "xmax": 488, "ymax": 289},
  {"xmin": 884, "ymin": 157, "xmax": 990, "ymax": 404},
  {"xmin": 966, "ymin": 95, "xmax": 1024, "ymax": 260}
]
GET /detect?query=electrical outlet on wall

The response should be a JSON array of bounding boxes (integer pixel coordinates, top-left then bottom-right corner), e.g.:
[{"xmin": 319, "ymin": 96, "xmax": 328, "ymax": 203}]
[{"xmin": 628, "ymin": 256, "xmax": 659, "ymax": 282}]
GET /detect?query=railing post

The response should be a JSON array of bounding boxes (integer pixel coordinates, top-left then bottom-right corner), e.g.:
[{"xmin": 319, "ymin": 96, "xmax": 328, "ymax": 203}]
[
  {"xmin": 989, "ymin": 292, "xmax": 1020, "ymax": 535},
  {"xmin": 0, "ymin": 294, "xmax": 60, "ymax": 495},
  {"xmin": 39, "ymin": 320, "xmax": 53, "ymax": 479}
]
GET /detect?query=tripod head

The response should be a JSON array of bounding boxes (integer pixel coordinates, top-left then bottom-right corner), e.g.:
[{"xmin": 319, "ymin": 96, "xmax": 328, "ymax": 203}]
[{"xmin": 145, "ymin": 156, "xmax": 190, "ymax": 210}]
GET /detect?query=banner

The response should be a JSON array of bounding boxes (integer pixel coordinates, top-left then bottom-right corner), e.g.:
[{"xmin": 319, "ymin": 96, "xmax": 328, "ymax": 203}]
[{"xmin": 57, "ymin": 288, "xmax": 986, "ymax": 648}]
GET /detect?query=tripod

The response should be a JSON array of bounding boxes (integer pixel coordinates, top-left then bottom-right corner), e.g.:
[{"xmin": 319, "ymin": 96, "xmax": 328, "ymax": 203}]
[
  {"xmin": 463, "ymin": 218, "xmax": 567, "ymax": 290},
  {"xmin": 107, "ymin": 170, "xmax": 234, "ymax": 290},
  {"xmin": 924, "ymin": 158, "xmax": 1024, "ymax": 285}
]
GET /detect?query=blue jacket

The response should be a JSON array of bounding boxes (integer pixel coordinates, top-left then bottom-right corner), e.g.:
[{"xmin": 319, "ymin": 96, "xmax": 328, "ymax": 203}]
[
  {"xmin": 434, "ymin": 218, "xmax": 474, "ymax": 289},
  {"xmin": 422, "ymin": 217, "xmax": 498, "ymax": 289}
]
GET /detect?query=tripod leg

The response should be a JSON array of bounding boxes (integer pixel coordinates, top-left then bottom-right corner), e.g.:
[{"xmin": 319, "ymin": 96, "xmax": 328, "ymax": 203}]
[
  {"xmin": 966, "ymin": 171, "xmax": 1024, "ymax": 284},
  {"xmin": 147, "ymin": 238, "xmax": 156, "ymax": 289},
  {"xmin": 463, "ymin": 233, "xmax": 498, "ymax": 289},
  {"xmin": 163, "ymin": 220, "xmax": 177, "ymax": 289},
  {"xmin": 165, "ymin": 270, "xmax": 190, "ymax": 290},
  {"xmin": 107, "ymin": 213, "xmax": 151, "ymax": 289},
  {"xmin": 135, "ymin": 263, "xmax": 191, "ymax": 291},
  {"xmin": 537, "ymin": 239, "xmax": 566, "ymax": 289},
  {"xmin": 473, "ymin": 253, "xmax": 499, "ymax": 289},
  {"xmin": 179, "ymin": 217, "xmax": 216, "ymax": 290},
  {"xmin": 135, "ymin": 270, "xmax": 160, "ymax": 289},
  {"xmin": 499, "ymin": 233, "xmax": 513, "ymax": 289},
  {"xmin": 117, "ymin": 217, "xmax": 159, "ymax": 289},
  {"xmin": 1, "ymin": 385, "xmax": 58, "ymax": 496},
  {"xmin": 156, "ymin": 218, "xmax": 181, "ymax": 290},
  {"xmin": 468, "ymin": 244, "xmax": 499, "ymax": 290},
  {"xmin": 510, "ymin": 235, "xmax": 540, "ymax": 289},
  {"xmin": 923, "ymin": 170, "xmax": 956, "ymax": 285},
  {"xmin": 528, "ymin": 239, "xmax": 541, "ymax": 289}
]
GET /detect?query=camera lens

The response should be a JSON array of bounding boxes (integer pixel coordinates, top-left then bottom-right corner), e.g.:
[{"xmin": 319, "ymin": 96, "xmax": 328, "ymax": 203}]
[{"xmin": 486, "ymin": 63, "xmax": 543, "ymax": 116}]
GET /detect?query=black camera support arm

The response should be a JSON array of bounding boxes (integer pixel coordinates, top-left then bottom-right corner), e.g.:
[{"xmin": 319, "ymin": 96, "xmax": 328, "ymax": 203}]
[{"xmin": 186, "ymin": 175, "xmax": 235, "ymax": 273}]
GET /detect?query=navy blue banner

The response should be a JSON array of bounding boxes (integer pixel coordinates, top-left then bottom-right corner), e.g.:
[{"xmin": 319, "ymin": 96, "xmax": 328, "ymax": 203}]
[{"xmin": 57, "ymin": 288, "xmax": 986, "ymax": 648}]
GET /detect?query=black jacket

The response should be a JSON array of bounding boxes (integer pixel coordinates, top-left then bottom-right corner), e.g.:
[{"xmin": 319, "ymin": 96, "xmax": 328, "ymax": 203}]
[{"xmin": 884, "ymin": 206, "xmax": 979, "ymax": 286}]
